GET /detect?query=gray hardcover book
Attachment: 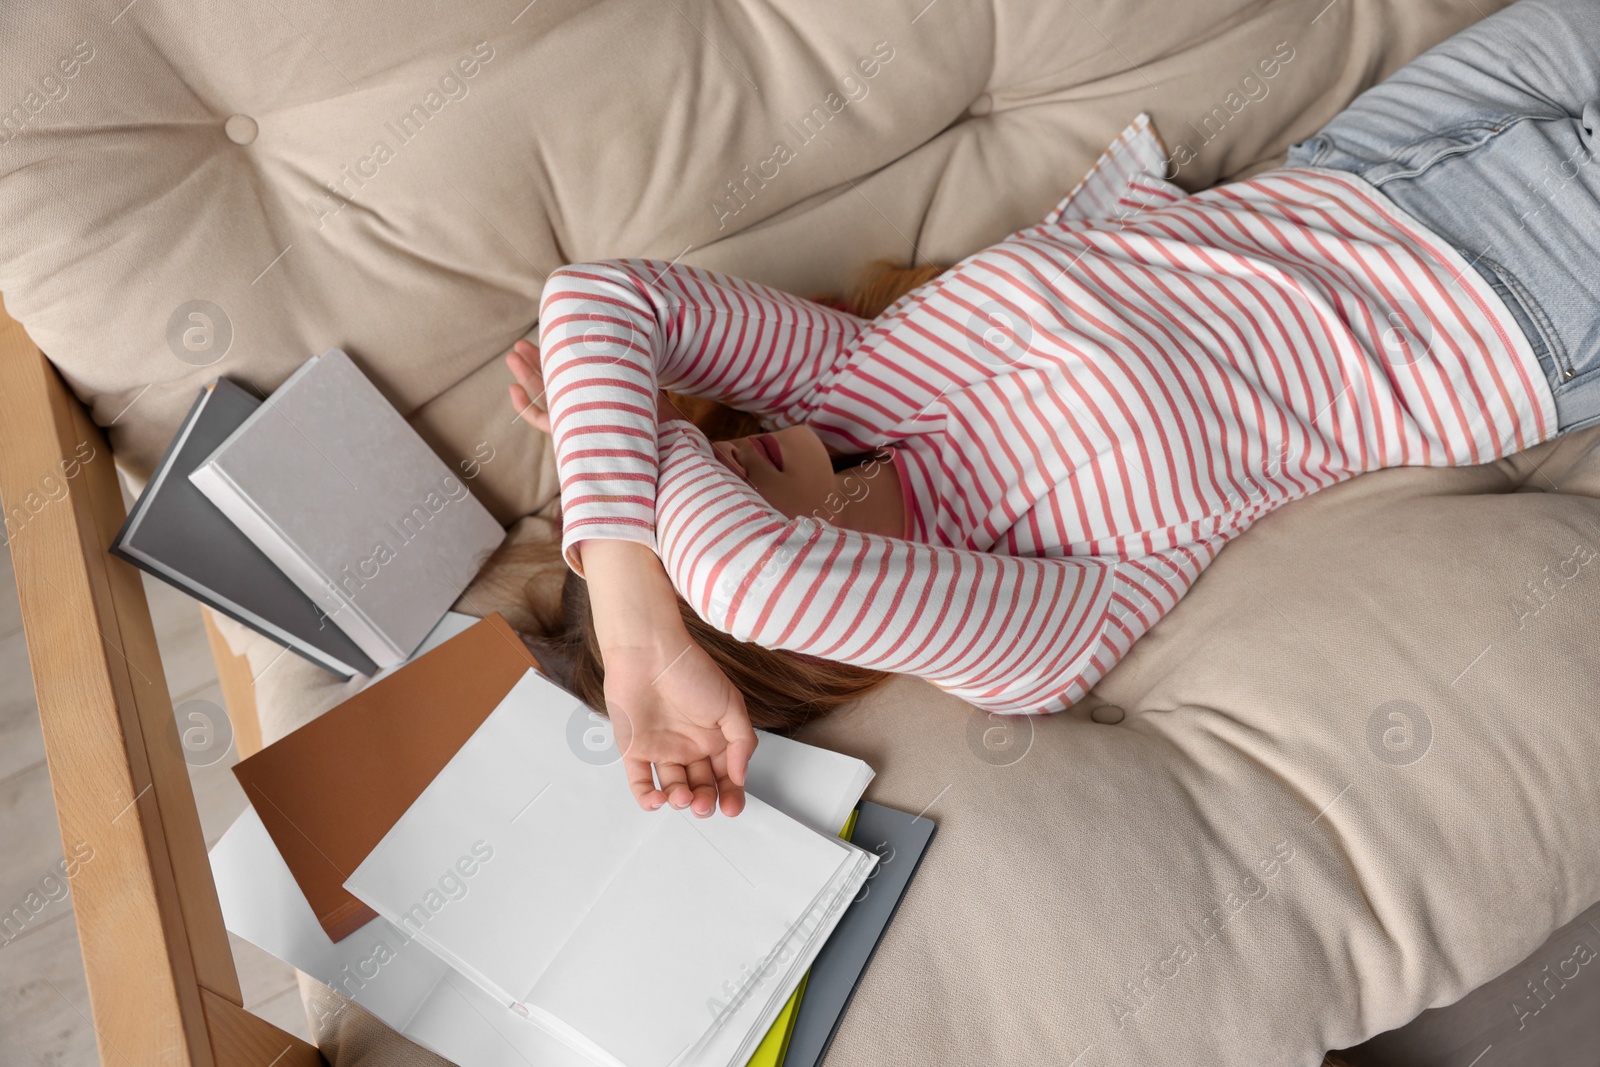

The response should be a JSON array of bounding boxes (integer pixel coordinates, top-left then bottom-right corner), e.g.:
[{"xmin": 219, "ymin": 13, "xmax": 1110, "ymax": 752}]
[
  {"xmin": 785, "ymin": 800, "xmax": 936, "ymax": 1067},
  {"xmin": 113, "ymin": 380, "xmax": 378, "ymax": 679},
  {"xmin": 188, "ymin": 349, "xmax": 506, "ymax": 668}
]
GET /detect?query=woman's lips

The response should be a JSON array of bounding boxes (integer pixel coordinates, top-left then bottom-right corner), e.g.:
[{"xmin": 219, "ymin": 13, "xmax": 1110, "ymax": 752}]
[{"xmin": 753, "ymin": 433, "xmax": 784, "ymax": 471}]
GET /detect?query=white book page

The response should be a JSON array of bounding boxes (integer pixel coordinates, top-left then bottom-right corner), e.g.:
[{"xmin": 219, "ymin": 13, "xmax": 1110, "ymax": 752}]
[
  {"xmin": 743, "ymin": 731, "xmax": 874, "ymax": 837},
  {"xmin": 526, "ymin": 799, "xmax": 858, "ymax": 1067},
  {"xmin": 682, "ymin": 847, "xmax": 876, "ymax": 1067},
  {"xmin": 345, "ymin": 670, "xmax": 650, "ymax": 1005}
]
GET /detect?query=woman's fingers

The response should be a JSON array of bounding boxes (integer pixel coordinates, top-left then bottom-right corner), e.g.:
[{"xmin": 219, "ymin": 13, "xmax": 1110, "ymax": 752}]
[
  {"xmin": 684, "ymin": 759, "xmax": 718, "ymax": 818},
  {"xmin": 624, "ymin": 755, "xmax": 666, "ymax": 811},
  {"xmin": 508, "ymin": 383, "xmax": 551, "ymax": 433},
  {"xmin": 505, "ymin": 341, "xmax": 544, "ymax": 393},
  {"xmin": 708, "ymin": 706, "xmax": 757, "ymax": 817},
  {"xmin": 720, "ymin": 701, "xmax": 758, "ymax": 788},
  {"xmin": 709, "ymin": 750, "xmax": 746, "ymax": 818},
  {"xmin": 505, "ymin": 342, "xmax": 551, "ymax": 433},
  {"xmin": 655, "ymin": 761, "xmax": 694, "ymax": 811},
  {"xmin": 507, "ymin": 338, "xmax": 539, "ymax": 374}
]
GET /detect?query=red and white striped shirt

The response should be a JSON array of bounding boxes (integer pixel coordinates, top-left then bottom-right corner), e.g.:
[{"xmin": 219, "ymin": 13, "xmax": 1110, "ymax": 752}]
[{"xmin": 539, "ymin": 116, "xmax": 1556, "ymax": 713}]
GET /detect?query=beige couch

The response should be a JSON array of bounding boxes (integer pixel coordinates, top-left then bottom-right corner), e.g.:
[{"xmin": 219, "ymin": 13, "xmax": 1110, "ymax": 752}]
[{"xmin": 8, "ymin": 0, "xmax": 1600, "ymax": 1064}]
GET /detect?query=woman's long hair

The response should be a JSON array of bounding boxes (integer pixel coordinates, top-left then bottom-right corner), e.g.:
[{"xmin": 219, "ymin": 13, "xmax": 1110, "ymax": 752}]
[{"xmin": 499, "ymin": 259, "xmax": 944, "ymax": 732}]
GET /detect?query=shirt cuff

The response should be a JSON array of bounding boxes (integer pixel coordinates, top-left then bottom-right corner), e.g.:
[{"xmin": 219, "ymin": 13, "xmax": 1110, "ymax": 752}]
[{"xmin": 559, "ymin": 521, "xmax": 658, "ymax": 578}]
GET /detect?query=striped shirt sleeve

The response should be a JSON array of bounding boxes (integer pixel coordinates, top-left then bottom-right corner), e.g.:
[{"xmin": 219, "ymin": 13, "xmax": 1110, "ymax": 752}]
[
  {"xmin": 654, "ymin": 423, "xmax": 1122, "ymax": 713},
  {"xmin": 537, "ymin": 259, "xmax": 869, "ymax": 571}
]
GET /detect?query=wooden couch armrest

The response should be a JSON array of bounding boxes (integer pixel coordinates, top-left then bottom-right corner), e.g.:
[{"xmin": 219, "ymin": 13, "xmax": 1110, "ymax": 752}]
[{"xmin": 0, "ymin": 294, "xmax": 321, "ymax": 1067}]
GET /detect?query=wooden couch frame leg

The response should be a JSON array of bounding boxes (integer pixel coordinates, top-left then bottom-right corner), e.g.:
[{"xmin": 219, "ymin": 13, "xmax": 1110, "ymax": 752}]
[
  {"xmin": 0, "ymin": 295, "xmax": 323, "ymax": 1067},
  {"xmin": 202, "ymin": 610, "xmax": 264, "ymax": 761}
]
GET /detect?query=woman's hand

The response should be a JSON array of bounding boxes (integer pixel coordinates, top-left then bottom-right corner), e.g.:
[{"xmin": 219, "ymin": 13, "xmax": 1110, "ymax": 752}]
[
  {"xmin": 507, "ymin": 339, "xmax": 680, "ymax": 433},
  {"xmin": 507, "ymin": 340, "xmax": 552, "ymax": 433},
  {"xmin": 580, "ymin": 539, "xmax": 758, "ymax": 818}
]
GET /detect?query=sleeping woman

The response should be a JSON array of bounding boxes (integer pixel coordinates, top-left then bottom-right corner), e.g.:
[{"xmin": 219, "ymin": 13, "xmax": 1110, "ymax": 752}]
[{"xmin": 500, "ymin": 0, "xmax": 1600, "ymax": 818}]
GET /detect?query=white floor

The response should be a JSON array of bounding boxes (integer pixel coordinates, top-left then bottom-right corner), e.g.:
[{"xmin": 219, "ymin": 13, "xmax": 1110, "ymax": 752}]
[{"xmin": 0, "ymin": 533, "xmax": 312, "ymax": 1065}]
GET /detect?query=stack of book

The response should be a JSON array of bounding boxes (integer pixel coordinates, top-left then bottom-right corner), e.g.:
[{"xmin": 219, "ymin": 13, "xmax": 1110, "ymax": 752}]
[
  {"xmin": 114, "ymin": 349, "xmax": 505, "ymax": 678},
  {"xmin": 134, "ymin": 349, "xmax": 937, "ymax": 1066},
  {"xmin": 212, "ymin": 613, "xmax": 936, "ymax": 1067}
]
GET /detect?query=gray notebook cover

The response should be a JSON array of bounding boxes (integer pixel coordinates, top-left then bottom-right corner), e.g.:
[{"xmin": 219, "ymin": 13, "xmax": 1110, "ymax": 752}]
[
  {"xmin": 785, "ymin": 800, "xmax": 936, "ymax": 1067},
  {"xmin": 113, "ymin": 380, "xmax": 378, "ymax": 679},
  {"xmin": 187, "ymin": 349, "xmax": 505, "ymax": 666}
]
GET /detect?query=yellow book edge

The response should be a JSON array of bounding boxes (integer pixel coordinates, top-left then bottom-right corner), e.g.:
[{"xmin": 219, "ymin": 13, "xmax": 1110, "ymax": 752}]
[{"xmin": 744, "ymin": 808, "xmax": 860, "ymax": 1067}]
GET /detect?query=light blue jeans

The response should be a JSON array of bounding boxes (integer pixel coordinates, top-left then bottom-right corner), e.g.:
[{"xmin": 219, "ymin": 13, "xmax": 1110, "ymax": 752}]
[{"xmin": 1287, "ymin": 0, "xmax": 1600, "ymax": 433}]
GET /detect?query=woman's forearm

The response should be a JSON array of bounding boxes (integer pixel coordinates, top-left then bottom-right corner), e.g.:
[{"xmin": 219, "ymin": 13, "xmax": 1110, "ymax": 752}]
[{"xmin": 576, "ymin": 538, "xmax": 687, "ymax": 658}]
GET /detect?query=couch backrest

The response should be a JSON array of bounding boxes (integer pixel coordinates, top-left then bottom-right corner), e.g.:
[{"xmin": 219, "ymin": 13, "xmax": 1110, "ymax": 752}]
[{"xmin": 0, "ymin": 0, "xmax": 1499, "ymax": 521}]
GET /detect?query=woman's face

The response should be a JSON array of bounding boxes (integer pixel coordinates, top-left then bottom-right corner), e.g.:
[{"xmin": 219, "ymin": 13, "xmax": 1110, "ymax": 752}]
[{"xmin": 710, "ymin": 424, "xmax": 837, "ymax": 520}]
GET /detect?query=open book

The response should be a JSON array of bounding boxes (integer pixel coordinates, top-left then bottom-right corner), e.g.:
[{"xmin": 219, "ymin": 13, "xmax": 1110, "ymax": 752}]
[
  {"xmin": 212, "ymin": 724, "xmax": 882, "ymax": 1067},
  {"xmin": 343, "ymin": 669, "xmax": 878, "ymax": 1067}
]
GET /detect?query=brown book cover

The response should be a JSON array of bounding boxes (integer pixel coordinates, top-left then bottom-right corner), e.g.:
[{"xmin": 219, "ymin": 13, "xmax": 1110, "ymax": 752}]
[{"xmin": 232, "ymin": 612, "xmax": 541, "ymax": 941}]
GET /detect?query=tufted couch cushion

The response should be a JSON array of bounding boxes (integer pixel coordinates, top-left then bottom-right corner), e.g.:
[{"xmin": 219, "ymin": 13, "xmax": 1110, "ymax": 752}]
[{"xmin": 3, "ymin": 0, "xmax": 1501, "ymax": 520}]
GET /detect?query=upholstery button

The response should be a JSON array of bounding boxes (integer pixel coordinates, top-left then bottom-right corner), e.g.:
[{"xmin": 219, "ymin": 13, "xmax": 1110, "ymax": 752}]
[
  {"xmin": 1090, "ymin": 704, "xmax": 1125, "ymax": 725},
  {"xmin": 224, "ymin": 114, "xmax": 258, "ymax": 145},
  {"xmin": 968, "ymin": 92, "xmax": 994, "ymax": 117}
]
